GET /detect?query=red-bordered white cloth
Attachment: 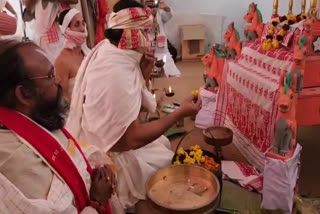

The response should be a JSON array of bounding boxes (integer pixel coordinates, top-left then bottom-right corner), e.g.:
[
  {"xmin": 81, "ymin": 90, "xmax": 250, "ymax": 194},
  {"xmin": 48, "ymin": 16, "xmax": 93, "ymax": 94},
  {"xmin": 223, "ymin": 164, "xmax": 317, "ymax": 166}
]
[
  {"xmin": 214, "ymin": 42, "xmax": 294, "ymax": 170},
  {"xmin": 107, "ymin": 7, "xmax": 153, "ymax": 49},
  {"xmin": 42, "ymin": 23, "xmax": 60, "ymax": 44},
  {"xmin": 222, "ymin": 161, "xmax": 263, "ymax": 193},
  {"xmin": 39, "ymin": 3, "xmax": 70, "ymax": 44}
]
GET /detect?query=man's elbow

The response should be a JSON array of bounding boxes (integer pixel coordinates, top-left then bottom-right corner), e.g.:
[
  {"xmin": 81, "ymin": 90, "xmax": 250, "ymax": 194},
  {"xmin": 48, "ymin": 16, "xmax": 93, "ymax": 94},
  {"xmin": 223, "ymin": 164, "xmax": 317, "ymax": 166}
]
[{"xmin": 111, "ymin": 137, "xmax": 141, "ymax": 152}]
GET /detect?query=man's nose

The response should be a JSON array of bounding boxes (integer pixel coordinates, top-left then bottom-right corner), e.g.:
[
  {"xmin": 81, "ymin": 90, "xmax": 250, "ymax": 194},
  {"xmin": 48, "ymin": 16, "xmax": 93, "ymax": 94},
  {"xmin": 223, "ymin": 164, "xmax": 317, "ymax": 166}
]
[{"xmin": 80, "ymin": 24, "xmax": 86, "ymax": 33}]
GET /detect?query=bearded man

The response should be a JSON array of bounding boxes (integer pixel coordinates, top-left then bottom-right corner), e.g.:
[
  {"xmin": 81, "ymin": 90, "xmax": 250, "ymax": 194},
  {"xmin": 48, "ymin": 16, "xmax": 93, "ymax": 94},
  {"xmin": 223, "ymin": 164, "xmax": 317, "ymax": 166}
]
[{"xmin": 0, "ymin": 39, "xmax": 121, "ymax": 214}]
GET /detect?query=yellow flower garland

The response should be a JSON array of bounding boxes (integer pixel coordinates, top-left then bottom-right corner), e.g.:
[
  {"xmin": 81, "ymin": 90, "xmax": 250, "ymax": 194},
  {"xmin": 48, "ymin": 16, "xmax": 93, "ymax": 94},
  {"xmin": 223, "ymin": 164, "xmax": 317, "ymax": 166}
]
[{"xmin": 262, "ymin": 14, "xmax": 306, "ymax": 51}]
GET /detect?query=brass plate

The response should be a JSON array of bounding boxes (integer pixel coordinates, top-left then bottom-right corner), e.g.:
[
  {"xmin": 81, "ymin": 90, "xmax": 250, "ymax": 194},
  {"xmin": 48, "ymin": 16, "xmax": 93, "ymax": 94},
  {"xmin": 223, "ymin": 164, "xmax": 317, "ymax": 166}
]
[{"xmin": 146, "ymin": 164, "xmax": 220, "ymax": 211}]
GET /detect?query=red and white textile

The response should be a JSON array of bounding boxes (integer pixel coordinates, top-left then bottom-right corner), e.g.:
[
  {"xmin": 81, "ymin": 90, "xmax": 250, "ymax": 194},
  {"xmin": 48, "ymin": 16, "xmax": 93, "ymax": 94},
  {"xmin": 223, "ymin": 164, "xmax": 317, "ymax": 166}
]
[
  {"xmin": 107, "ymin": 7, "xmax": 153, "ymax": 50},
  {"xmin": 215, "ymin": 41, "xmax": 295, "ymax": 170},
  {"xmin": 34, "ymin": 1, "xmax": 69, "ymax": 63},
  {"xmin": 222, "ymin": 161, "xmax": 263, "ymax": 193}
]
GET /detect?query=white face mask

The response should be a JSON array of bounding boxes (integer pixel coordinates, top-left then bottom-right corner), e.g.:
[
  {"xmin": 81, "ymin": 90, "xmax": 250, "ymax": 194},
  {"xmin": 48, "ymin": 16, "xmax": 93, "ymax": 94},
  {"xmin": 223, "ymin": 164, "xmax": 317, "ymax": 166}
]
[{"xmin": 63, "ymin": 28, "xmax": 88, "ymax": 49}]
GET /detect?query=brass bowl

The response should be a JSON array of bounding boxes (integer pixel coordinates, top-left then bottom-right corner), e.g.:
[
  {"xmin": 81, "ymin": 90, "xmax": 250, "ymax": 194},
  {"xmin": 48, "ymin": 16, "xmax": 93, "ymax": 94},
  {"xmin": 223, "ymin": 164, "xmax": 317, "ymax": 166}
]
[
  {"xmin": 146, "ymin": 164, "xmax": 220, "ymax": 213},
  {"xmin": 203, "ymin": 126, "xmax": 233, "ymax": 147}
]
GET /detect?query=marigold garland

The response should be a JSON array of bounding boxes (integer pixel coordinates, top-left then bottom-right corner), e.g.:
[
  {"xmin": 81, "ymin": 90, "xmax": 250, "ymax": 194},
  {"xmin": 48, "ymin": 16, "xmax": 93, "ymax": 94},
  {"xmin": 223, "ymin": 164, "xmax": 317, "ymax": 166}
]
[{"xmin": 262, "ymin": 14, "xmax": 307, "ymax": 51}]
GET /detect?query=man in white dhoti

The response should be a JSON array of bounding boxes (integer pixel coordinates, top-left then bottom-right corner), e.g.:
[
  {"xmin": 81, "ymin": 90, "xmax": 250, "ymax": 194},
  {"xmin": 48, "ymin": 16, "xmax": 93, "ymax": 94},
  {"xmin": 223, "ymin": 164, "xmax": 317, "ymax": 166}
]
[
  {"xmin": 66, "ymin": 0, "xmax": 201, "ymax": 212},
  {"xmin": 24, "ymin": 0, "xmax": 78, "ymax": 63},
  {"xmin": 0, "ymin": 39, "xmax": 120, "ymax": 214}
]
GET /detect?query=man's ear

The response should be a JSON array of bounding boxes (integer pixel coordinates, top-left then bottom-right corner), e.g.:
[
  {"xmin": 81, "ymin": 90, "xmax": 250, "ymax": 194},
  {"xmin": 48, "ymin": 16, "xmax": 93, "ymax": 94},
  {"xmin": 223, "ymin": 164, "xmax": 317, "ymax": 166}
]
[{"xmin": 15, "ymin": 85, "xmax": 34, "ymax": 107}]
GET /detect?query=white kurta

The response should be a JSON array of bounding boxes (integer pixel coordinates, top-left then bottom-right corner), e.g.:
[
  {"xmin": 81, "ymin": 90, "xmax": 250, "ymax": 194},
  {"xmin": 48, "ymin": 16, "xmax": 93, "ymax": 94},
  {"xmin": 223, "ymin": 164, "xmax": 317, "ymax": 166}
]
[
  {"xmin": 154, "ymin": 9, "xmax": 180, "ymax": 77},
  {"xmin": 67, "ymin": 39, "xmax": 174, "ymax": 211},
  {"xmin": 0, "ymin": 127, "xmax": 95, "ymax": 214}
]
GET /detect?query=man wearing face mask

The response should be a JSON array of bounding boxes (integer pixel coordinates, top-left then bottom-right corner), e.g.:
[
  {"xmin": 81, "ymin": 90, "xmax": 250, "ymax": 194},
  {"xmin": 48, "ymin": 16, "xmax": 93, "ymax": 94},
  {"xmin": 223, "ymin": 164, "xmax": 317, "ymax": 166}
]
[
  {"xmin": 55, "ymin": 8, "xmax": 90, "ymax": 104},
  {"xmin": 23, "ymin": 0, "xmax": 78, "ymax": 63},
  {"xmin": 0, "ymin": 39, "xmax": 121, "ymax": 214}
]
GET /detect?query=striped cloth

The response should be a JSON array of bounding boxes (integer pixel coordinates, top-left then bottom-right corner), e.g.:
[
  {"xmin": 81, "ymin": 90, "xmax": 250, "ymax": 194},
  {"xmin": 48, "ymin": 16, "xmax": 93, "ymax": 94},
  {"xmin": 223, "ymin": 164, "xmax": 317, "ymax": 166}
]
[
  {"xmin": 42, "ymin": 3, "xmax": 70, "ymax": 44},
  {"xmin": 108, "ymin": 7, "xmax": 153, "ymax": 49},
  {"xmin": 222, "ymin": 161, "xmax": 263, "ymax": 193},
  {"xmin": 0, "ymin": 12, "xmax": 16, "ymax": 36},
  {"xmin": 42, "ymin": 23, "xmax": 60, "ymax": 44}
]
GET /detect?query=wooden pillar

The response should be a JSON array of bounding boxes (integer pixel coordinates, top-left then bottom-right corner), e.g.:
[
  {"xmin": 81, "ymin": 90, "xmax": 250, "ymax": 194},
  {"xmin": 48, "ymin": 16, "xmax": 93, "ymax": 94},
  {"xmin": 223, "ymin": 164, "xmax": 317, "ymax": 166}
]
[
  {"xmin": 311, "ymin": 0, "xmax": 317, "ymax": 10},
  {"xmin": 288, "ymin": 0, "xmax": 294, "ymax": 15},
  {"xmin": 80, "ymin": 0, "xmax": 96, "ymax": 48},
  {"xmin": 302, "ymin": 0, "xmax": 307, "ymax": 14},
  {"xmin": 272, "ymin": 0, "xmax": 278, "ymax": 18}
]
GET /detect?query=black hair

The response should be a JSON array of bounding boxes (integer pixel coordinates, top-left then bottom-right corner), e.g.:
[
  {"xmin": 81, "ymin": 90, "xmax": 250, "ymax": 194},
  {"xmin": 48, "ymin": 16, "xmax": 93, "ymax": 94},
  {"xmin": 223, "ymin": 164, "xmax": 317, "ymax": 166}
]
[
  {"xmin": 113, "ymin": 0, "xmax": 144, "ymax": 12},
  {"xmin": 58, "ymin": 9, "xmax": 71, "ymax": 26},
  {"xmin": 105, "ymin": 0, "xmax": 144, "ymax": 46},
  {"xmin": 0, "ymin": 40, "xmax": 36, "ymax": 108}
]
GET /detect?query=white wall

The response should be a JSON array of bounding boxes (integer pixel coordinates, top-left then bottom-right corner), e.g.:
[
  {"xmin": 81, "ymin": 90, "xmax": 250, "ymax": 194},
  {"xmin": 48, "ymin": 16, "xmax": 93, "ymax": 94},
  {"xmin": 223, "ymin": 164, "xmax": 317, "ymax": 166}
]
[
  {"xmin": 167, "ymin": 0, "xmax": 311, "ymax": 40},
  {"xmin": 5, "ymin": 0, "xmax": 313, "ymax": 44}
]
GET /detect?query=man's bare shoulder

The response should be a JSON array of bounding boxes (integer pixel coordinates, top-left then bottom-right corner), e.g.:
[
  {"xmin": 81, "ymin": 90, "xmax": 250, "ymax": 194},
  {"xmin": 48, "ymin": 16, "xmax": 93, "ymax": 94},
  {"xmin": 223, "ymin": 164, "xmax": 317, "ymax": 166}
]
[{"xmin": 55, "ymin": 50, "xmax": 71, "ymax": 65}]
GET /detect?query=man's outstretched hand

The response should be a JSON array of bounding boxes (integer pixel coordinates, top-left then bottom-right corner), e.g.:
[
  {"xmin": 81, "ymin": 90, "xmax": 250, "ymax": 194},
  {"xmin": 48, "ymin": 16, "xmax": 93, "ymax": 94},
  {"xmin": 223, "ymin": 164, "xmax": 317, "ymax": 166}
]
[{"xmin": 177, "ymin": 95, "xmax": 202, "ymax": 118}]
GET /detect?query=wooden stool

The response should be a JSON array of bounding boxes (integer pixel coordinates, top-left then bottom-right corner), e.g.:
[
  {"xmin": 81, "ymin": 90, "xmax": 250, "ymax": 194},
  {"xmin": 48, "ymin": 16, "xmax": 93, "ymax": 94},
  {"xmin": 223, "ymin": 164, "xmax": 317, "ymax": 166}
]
[{"xmin": 203, "ymin": 126, "xmax": 233, "ymax": 160}]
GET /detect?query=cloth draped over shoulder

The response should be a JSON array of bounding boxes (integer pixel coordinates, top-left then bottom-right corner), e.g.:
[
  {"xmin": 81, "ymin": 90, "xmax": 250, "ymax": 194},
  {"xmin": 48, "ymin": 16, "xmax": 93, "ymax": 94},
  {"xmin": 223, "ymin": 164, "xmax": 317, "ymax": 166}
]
[
  {"xmin": 0, "ymin": 116, "xmax": 116, "ymax": 214},
  {"xmin": 66, "ymin": 39, "xmax": 173, "ymax": 211},
  {"xmin": 67, "ymin": 39, "xmax": 157, "ymax": 152},
  {"xmin": 107, "ymin": 7, "xmax": 153, "ymax": 49},
  {"xmin": 34, "ymin": 1, "xmax": 64, "ymax": 63}
]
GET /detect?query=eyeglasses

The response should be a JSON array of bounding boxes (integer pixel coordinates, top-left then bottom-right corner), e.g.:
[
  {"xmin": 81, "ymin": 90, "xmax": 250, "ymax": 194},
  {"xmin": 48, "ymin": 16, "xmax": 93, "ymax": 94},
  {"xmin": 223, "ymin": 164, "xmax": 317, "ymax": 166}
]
[{"xmin": 29, "ymin": 71, "xmax": 56, "ymax": 81}]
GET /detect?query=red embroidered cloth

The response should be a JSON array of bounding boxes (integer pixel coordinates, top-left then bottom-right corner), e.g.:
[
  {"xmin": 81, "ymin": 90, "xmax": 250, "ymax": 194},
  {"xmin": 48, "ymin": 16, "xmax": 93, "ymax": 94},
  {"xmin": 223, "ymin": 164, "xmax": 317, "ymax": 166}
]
[{"xmin": 215, "ymin": 41, "xmax": 294, "ymax": 170}]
